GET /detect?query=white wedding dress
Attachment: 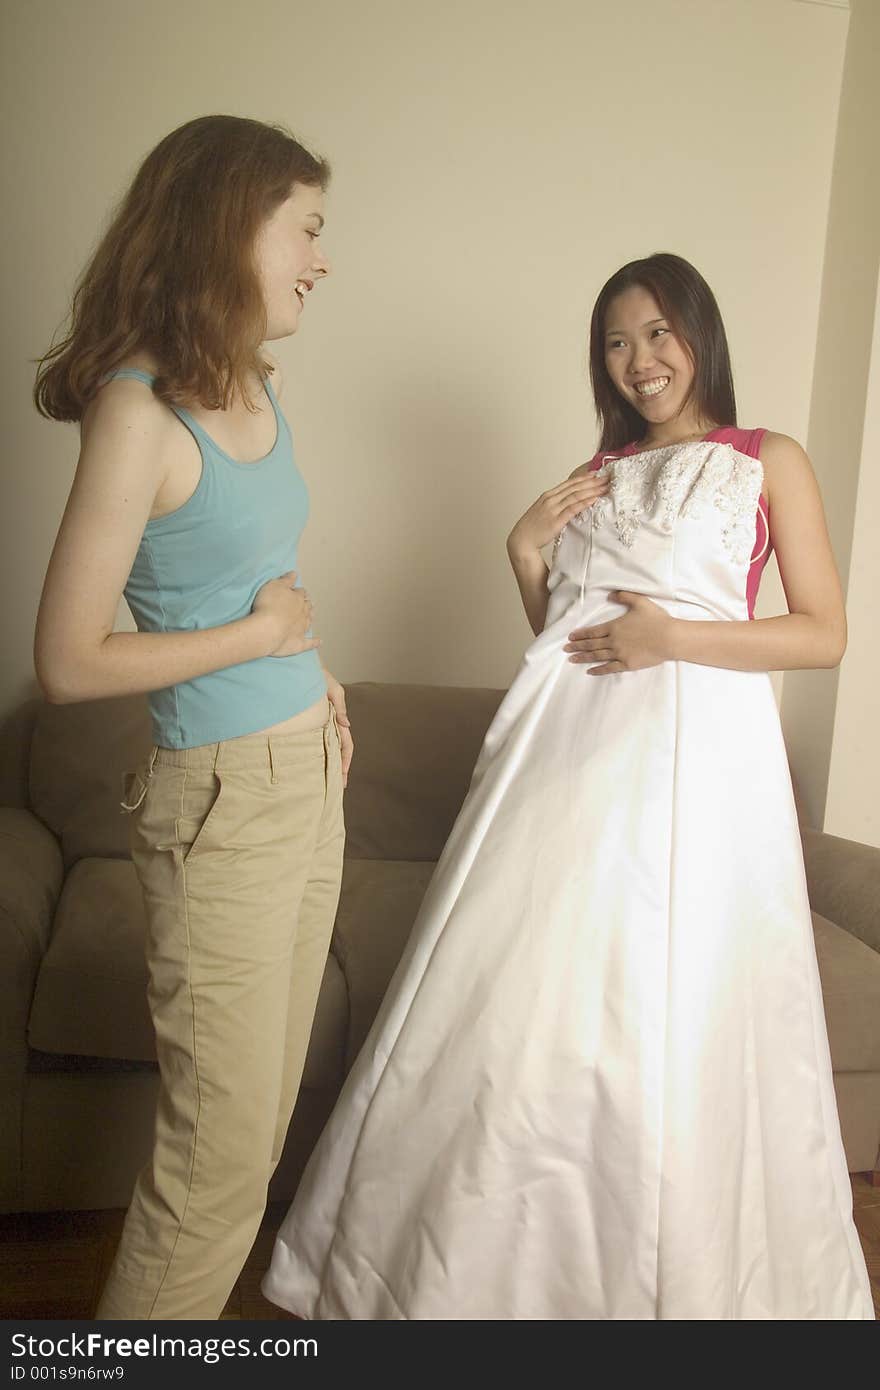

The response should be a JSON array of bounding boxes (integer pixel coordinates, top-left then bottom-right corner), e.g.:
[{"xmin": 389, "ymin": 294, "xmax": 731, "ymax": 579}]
[{"xmin": 263, "ymin": 438, "xmax": 873, "ymax": 1320}]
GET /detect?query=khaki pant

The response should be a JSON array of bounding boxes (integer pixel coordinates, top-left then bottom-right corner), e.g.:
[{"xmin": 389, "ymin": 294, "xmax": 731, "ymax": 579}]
[{"xmin": 97, "ymin": 708, "xmax": 345, "ymax": 1319}]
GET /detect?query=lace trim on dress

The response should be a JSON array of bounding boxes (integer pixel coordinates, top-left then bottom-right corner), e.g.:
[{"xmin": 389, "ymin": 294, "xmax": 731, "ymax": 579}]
[{"xmin": 552, "ymin": 442, "xmax": 763, "ymax": 568}]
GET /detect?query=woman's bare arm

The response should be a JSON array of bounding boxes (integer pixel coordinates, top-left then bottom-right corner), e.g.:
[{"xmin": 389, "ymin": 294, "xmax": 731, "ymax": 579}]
[
  {"xmin": 667, "ymin": 433, "xmax": 846, "ymax": 670},
  {"xmin": 35, "ymin": 380, "xmax": 313, "ymax": 703}
]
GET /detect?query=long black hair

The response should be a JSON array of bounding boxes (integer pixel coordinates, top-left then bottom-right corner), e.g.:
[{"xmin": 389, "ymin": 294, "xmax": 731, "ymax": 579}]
[{"xmin": 589, "ymin": 253, "xmax": 737, "ymax": 451}]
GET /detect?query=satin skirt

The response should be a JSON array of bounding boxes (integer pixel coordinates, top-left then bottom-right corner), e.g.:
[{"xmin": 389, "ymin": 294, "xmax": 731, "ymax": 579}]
[{"xmin": 263, "ymin": 596, "xmax": 873, "ymax": 1319}]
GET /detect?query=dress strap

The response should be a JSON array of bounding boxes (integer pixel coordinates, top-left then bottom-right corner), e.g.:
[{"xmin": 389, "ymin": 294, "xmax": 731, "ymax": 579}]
[
  {"xmin": 103, "ymin": 368, "xmax": 156, "ymax": 387},
  {"xmin": 708, "ymin": 425, "xmax": 766, "ymax": 460},
  {"xmin": 103, "ymin": 368, "xmax": 209, "ymax": 457},
  {"xmin": 738, "ymin": 427, "xmax": 766, "ymax": 460}
]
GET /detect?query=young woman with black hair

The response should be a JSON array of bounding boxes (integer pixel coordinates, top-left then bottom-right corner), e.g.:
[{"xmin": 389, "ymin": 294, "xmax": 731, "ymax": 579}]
[{"xmin": 263, "ymin": 253, "xmax": 871, "ymax": 1320}]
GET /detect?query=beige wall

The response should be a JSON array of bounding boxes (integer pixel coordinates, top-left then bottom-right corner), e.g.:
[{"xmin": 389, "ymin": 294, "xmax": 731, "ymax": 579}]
[
  {"xmin": 824, "ymin": 267, "xmax": 880, "ymax": 845},
  {"xmin": 780, "ymin": 0, "xmax": 880, "ymax": 840},
  {"xmin": 2, "ymin": 1, "xmax": 862, "ymax": 801}
]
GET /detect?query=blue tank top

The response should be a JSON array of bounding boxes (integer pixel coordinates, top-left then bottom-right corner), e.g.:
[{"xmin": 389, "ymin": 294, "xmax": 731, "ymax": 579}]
[{"xmin": 114, "ymin": 368, "xmax": 327, "ymax": 749}]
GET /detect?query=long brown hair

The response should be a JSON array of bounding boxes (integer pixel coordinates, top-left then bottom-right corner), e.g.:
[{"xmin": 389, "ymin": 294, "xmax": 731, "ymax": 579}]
[
  {"xmin": 588, "ymin": 253, "xmax": 737, "ymax": 451},
  {"xmin": 34, "ymin": 115, "xmax": 330, "ymax": 421}
]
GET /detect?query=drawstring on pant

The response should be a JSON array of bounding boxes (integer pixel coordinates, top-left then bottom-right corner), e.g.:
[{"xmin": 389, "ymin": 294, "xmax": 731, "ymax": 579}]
[{"xmin": 120, "ymin": 745, "xmax": 160, "ymax": 813}]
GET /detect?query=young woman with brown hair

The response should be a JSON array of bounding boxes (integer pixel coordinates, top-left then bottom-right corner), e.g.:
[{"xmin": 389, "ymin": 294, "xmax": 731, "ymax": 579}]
[
  {"xmin": 34, "ymin": 114, "xmax": 351, "ymax": 1320},
  {"xmin": 263, "ymin": 254, "xmax": 872, "ymax": 1319}
]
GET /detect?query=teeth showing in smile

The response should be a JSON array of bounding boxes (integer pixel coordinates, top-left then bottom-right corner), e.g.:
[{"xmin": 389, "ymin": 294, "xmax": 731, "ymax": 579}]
[
  {"xmin": 294, "ymin": 280, "xmax": 311, "ymax": 305},
  {"xmin": 634, "ymin": 376, "xmax": 670, "ymax": 398}
]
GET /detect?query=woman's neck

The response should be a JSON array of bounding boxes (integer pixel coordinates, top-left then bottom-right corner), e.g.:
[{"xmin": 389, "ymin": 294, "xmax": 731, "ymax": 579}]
[{"xmin": 638, "ymin": 414, "xmax": 716, "ymax": 451}]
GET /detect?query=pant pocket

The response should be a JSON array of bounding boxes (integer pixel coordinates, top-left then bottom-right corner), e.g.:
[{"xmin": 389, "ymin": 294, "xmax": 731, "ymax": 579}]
[{"xmin": 174, "ymin": 770, "xmax": 226, "ymax": 865}]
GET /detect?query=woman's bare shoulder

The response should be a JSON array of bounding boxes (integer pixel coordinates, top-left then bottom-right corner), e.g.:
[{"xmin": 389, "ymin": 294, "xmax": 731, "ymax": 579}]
[
  {"xmin": 79, "ymin": 366, "xmax": 179, "ymax": 480},
  {"xmin": 759, "ymin": 431, "xmax": 810, "ymax": 467},
  {"xmin": 758, "ymin": 432, "xmax": 822, "ymax": 507}
]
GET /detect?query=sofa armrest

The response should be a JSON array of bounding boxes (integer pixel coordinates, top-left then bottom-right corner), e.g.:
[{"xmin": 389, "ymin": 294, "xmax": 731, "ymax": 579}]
[
  {"xmin": 0, "ymin": 808, "xmax": 63, "ymax": 1209},
  {"xmin": 801, "ymin": 827, "xmax": 880, "ymax": 955}
]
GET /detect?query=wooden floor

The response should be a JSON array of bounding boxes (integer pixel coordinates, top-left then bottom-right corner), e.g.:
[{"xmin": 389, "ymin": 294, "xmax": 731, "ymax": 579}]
[{"xmin": 2, "ymin": 1176, "xmax": 878, "ymax": 1319}]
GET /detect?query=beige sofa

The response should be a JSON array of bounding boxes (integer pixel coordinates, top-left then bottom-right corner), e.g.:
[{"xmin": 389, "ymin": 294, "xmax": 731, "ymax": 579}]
[{"xmin": 1, "ymin": 682, "xmax": 878, "ymax": 1215}]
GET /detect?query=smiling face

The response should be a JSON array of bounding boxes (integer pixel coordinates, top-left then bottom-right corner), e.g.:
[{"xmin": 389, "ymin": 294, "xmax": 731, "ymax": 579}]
[
  {"xmin": 603, "ymin": 285, "xmax": 702, "ymax": 434},
  {"xmin": 254, "ymin": 183, "xmax": 330, "ymax": 340}
]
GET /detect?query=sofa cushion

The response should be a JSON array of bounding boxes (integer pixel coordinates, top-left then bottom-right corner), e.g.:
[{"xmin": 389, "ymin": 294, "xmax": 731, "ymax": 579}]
[
  {"xmin": 344, "ymin": 683, "xmax": 503, "ymax": 861},
  {"xmin": 27, "ymin": 857, "xmax": 349, "ymax": 1090},
  {"xmin": 29, "ymin": 696, "xmax": 152, "ymax": 867},
  {"xmin": 813, "ymin": 911, "xmax": 880, "ymax": 1072},
  {"xmin": 331, "ymin": 857, "xmax": 437, "ymax": 1067}
]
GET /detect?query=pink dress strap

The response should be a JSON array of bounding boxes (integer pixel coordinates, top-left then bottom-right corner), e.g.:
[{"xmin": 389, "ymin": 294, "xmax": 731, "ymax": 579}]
[{"xmin": 707, "ymin": 428, "xmax": 770, "ymax": 618}]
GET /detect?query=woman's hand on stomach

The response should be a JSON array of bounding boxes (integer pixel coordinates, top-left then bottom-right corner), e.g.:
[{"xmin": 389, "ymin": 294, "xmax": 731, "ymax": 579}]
[{"xmin": 252, "ymin": 572, "xmax": 321, "ymax": 656}]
